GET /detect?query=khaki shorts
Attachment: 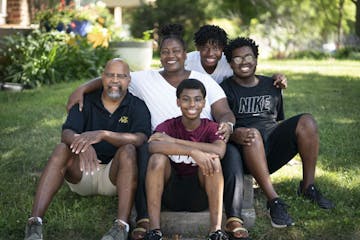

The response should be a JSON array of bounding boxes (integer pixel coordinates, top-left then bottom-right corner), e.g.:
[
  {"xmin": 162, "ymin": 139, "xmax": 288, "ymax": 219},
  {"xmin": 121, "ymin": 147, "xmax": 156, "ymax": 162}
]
[{"xmin": 66, "ymin": 160, "xmax": 117, "ymax": 196}]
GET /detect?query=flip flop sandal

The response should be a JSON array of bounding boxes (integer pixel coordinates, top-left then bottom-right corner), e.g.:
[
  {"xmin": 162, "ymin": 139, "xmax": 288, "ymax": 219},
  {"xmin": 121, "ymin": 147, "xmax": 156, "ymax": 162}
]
[
  {"xmin": 224, "ymin": 217, "xmax": 251, "ymax": 240},
  {"xmin": 131, "ymin": 218, "xmax": 150, "ymax": 240}
]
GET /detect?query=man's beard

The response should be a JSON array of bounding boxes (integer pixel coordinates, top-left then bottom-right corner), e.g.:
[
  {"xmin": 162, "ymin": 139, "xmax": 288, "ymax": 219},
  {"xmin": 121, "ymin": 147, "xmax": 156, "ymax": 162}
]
[{"xmin": 106, "ymin": 86, "xmax": 122, "ymax": 100}]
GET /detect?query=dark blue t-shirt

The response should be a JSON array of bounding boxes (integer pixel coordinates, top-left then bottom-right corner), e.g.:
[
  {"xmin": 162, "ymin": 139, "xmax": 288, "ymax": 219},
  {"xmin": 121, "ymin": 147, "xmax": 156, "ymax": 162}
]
[
  {"xmin": 62, "ymin": 89, "xmax": 151, "ymax": 164},
  {"xmin": 220, "ymin": 75, "xmax": 284, "ymax": 141}
]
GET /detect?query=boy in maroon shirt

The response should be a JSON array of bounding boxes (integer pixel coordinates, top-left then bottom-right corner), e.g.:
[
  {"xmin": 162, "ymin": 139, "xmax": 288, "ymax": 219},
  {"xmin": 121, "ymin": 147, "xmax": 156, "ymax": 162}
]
[{"xmin": 145, "ymin": 78, "xmax": 228, "ymax": 240}]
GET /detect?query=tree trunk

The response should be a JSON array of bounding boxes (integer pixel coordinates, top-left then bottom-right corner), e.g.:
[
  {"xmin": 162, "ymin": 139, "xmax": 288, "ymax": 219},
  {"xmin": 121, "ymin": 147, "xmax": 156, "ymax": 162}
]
[
  {"xmin": 356, "ymin": 0, "xmax": 360, "ymax": 38},
  {"xmin": 336, "ymin": 0, "xmax": 345, "ymax": 49}
]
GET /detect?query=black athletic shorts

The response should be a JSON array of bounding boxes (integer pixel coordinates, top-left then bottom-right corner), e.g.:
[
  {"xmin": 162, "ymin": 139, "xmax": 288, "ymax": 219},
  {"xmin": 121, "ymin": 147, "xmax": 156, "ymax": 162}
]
[{"xmin": 162, "ymin": 169, "xmax": 208, "ymax": 212}]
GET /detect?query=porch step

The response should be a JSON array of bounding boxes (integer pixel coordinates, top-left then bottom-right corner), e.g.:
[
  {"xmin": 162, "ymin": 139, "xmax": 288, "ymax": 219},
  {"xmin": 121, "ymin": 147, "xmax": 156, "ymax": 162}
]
[
  {"xmin": 159, "ymin": 175, "xmax": 255, "ymax": 237},
  {"xmin": 160, "ymin": 208, "xmax": 255, "ymax": 237},
  {"xmin": 131, "ymin": 175, "xmax": 255, "ymax": 237}
]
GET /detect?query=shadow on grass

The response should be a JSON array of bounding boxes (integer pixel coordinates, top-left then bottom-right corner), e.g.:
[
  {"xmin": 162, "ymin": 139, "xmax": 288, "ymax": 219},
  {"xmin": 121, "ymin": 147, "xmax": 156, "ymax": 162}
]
[{"xmin": 251, "ymin": 173, "xmax": 360, "ymax": 240}]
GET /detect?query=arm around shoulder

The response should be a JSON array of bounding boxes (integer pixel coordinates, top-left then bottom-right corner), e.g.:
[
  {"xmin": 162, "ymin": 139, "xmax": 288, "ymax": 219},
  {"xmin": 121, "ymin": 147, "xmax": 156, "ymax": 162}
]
[{"xmin": 66, "ymin": 77, "xmax": 103, "ymax": 112}]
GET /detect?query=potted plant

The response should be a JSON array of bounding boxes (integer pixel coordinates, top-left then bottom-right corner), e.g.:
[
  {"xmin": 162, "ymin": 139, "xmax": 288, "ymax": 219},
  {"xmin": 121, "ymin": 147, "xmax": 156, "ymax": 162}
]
[
  {"xmin": 109, "ymin": 30, "xmax": 154, "ymax": 71},
  {"xmin": 35, "ymin": 5, "xmax": 75, "ymax": 32}
]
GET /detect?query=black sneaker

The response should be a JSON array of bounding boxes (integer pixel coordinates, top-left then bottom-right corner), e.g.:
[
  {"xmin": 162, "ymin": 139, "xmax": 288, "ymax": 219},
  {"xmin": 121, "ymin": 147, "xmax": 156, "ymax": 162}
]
[
  {"xmin": 267, "ymin": 198, "xmax": 295, "ymax": 228},
  {"xmin": 297, "ymin": 181, "xmax": 335, "ymax": 209},
  {"xmin": 207, "ymin": 230, "xmax": 229, "ymax": 240},
  {"xmin": 144, "ymin": 229, "xmax": 163, "ymax": 240}
]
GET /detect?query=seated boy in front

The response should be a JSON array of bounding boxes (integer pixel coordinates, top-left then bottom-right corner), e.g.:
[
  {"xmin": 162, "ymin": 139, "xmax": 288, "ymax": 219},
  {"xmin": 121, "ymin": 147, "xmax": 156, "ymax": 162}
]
[{"xmin": 144, "ymin": 78, "xmax": 228, "ymax": 240}]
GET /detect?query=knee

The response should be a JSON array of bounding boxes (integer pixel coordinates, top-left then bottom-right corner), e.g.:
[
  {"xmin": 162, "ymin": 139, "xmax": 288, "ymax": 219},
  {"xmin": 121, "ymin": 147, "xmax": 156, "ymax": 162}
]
[
  {"xmin": 147, "ymin": 153, "xmax": 168, "ymax": 172},
  {"xmin": 114, "ymin": 144, "xmax": 137, "ymax": 167},
  {"xmin": 250, "ymin": 128, "xmax": 263, "ymax": 146},
  {"xmin": 48, "ymin": 143, "xmax": 71, "ymax": 164},
  {"xmin": 297, "ymin": 114, "xmax": 318, "ymax": 135},
  {"xmin": 56, "ymin": 142, "xmax": 70, "ymax": 152}
]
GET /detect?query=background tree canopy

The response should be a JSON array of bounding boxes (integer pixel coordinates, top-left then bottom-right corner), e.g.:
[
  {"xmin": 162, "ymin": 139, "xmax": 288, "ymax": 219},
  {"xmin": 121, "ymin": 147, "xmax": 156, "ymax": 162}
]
[
  {"xmin": 129, "ymin": 0, "xmax": 210, "ymax": 50},
  {"xmin": 129, "ymin": 0, "xmax": 358, "ymax": 56}
]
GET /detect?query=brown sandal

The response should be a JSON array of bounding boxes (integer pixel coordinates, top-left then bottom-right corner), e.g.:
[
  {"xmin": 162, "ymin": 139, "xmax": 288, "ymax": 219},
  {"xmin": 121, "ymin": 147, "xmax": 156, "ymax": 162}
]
[
  {"xmin": 131, "ymin": 218, "xmax": 150, "ymax": 240},
  {"xmin": 224, "ymin": 217, "xmax": 250, "ymax": 240}
]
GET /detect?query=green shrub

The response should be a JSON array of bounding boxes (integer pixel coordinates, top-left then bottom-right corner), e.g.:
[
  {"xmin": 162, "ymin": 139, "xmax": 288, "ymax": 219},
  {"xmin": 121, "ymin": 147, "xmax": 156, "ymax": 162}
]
[
  {"xmin": 0, "ymin": 30, "xmax": 114, "ymax": 88},
  {"xmin": 286, "ymin": 46, "xmax": 360, "ymax": 60},
  {"xmin": 287, "ymin": 50, "xmax": 331, "ymax": 60},
  {"xmin": 333, "ymin": 46, "xmax": 360, "ymax": 60}
]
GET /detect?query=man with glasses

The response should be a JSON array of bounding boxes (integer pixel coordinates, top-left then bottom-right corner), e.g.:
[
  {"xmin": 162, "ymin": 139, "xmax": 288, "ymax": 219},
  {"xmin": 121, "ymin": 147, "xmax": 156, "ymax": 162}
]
[
  {"xmin": 221, "ymin": 37, "xmax": 334, "ymax": 229},
  {"xmin": 24, "ymin": 58, "xmax": 151, "ymax": 240},
  {"xmin": 186, "ymin": 24, "xmax": 288, "ymax": 87}
]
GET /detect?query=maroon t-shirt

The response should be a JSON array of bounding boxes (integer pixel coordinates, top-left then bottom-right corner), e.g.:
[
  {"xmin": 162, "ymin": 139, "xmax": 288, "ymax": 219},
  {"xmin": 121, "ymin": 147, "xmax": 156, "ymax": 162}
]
[{"xmin": 155, "ymin": 116, "xmax": 221, "ymax": 176}]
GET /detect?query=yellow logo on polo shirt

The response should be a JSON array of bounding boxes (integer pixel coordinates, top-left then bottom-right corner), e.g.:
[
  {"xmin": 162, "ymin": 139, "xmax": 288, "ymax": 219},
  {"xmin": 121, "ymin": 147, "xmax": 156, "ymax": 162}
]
[{"xmin": 119, "ymin": 116, "xmax": 128, "ymax": 123}]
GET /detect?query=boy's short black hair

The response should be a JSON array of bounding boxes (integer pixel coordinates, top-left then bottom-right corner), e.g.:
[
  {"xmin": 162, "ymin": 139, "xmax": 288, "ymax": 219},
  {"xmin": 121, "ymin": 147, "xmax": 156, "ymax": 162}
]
[
  {"xmin": 176, "ymin": 79, "xmax": 206, "ymax": 99},
  {"xmin": 224, "ymin": 37, "xmax": 259, "ymax": 63},
  {"xmin": 194, "ymin": 25, "xmax": 228, "ymax": 48}
]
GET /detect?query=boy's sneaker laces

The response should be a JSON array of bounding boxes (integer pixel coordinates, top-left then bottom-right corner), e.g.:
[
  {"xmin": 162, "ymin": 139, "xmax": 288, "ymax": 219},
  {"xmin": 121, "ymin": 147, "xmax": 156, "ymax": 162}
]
[{"xmin": 267, "ymin": 198, "xmax": 295, "ymax": 228}]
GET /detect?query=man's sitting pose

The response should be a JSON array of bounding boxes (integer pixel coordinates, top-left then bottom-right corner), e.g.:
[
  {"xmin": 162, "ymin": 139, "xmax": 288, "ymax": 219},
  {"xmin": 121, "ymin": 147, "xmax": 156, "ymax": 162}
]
[
  {"xmin": 221, "ymin": 37, "xmax": 334, "ymax": 228},
  {"xmin": 144, "ymin": 79, "xmax": 228, "ymax": 240},
  {"xmin": 24, "ymin": 58, "xmax": 151, "ymax": 240}
]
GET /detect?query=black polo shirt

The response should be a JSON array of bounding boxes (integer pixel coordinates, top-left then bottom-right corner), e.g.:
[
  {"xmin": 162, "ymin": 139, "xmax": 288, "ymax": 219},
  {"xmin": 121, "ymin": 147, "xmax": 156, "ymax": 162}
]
[{"xmin": 62, "ymin": 89, "xmax": 151, "ymax": 164}]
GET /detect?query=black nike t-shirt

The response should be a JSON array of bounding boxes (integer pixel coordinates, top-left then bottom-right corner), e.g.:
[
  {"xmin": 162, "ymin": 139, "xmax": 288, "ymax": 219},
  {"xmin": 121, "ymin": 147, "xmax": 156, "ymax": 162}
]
[{"xmin": 221, "ymin": 75, "xmax": 284, "ymax": 141}]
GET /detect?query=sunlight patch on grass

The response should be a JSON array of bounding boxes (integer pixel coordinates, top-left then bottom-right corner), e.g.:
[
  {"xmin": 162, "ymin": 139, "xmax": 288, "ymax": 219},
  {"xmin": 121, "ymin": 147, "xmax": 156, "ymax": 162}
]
[
  {"xmin": 333, "ymin": 117, "xmax": 357, "ymax": 124},
  {"xmin": 0, "ymin": 149, "xmax": 23, "ymax": 168},
  {"xmin": 1, "ymin": 149, "xmax": 17, "ymax": 160},
  {"xmin": 1, "ymin": 126, "xmax": 21, "ymax": 135},
  {"xmin": 283, "ymin": 92, "xmax": 306, "ymax": 98},
  {"xmin": 258, "ymin": 59, "xmax": 360, "ymax": 77},
  {"xmin": 40, "ymin": 118, "xmax": 64, "ymax": 128}
]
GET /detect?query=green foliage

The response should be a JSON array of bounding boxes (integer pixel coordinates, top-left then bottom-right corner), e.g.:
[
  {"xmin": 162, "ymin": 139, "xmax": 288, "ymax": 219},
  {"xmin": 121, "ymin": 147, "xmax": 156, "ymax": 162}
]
[
  {"xmin": 35, "ymin": 6, "xmax": 75, "ymax": 30},
  {"xmin": 287, "ymin": 47, "xmax": 360, "ymax": 60},
  {"xmin": 219, "ymin": 0, "xmax": 356, "ymax": 55},
  {"xmin": 129, "ymin": 0, "xmax": 209, "ymax": 50},
  {"xmin": 0, "ymin": 30, "xmax": 114, "ymax": 88},
  {"xmin": 220, "ymin": 0, "xmax": 268, "ymax": 26},
  {"xmin": 288, "ymin": 50, "xmax": 332, "ymax": 60},
  {"xmin": 333, "ymin": 46, "xmax": 360, "ymax": 60},
  {"xmin": 35, "ymin": 4, "xmax": 115, "ymax": 33}
]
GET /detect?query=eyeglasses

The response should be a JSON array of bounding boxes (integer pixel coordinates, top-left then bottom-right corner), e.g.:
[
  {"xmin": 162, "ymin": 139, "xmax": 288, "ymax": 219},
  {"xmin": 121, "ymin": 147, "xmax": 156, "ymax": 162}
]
[
  {"xmin": 232, "ymin": 55, "xmax": 255, "ymax": 64},
  {"xmin": 104, "ymin": 72, "xmax": 129, "ymax": 80}
]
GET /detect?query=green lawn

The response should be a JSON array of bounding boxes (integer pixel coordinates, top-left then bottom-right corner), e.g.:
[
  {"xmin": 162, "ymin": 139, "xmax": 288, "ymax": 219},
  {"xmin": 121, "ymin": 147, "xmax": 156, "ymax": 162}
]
[{"xmin": 1, "ymin": 60, "xmax": 359, "ymax": 239}]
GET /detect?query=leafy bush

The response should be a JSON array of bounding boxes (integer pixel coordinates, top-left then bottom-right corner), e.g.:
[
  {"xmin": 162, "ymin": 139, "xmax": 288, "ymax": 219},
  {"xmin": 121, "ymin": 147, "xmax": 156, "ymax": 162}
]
[
  {"xmin": 0, "ymin": 30, "xmax": 114, "ymax": 88},
  {"xmin": 287, "ymin": 46, "xmax": 360, "ymax": 60},
  {"xmin": 333, "ymin": 46, "xmax": 360, "ymax": 60},
  {"xmin": 287, "ymin": 50, "xmax": 331, "ymax": 60}
]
